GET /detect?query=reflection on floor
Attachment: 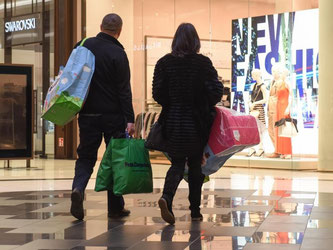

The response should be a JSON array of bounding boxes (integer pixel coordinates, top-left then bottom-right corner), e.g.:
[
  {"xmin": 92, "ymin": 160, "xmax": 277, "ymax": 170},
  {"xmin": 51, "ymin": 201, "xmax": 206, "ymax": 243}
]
[{"xmin": 0, "ymin": 185, "xmax": 331, "ymax": 250}]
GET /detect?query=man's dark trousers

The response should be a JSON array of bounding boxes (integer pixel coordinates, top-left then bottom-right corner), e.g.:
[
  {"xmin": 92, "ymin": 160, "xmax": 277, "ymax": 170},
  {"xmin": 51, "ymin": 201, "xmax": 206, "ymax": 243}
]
[{"xmin": 72, "ymin": 113, "xmax": 126, "ymax": 213}]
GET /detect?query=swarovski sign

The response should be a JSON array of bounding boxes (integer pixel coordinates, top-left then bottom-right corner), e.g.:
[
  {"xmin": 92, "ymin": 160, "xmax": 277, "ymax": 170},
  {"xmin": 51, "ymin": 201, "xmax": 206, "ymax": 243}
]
[
  {"xmin": 5, "ymin": 18, "xmax": 36, "ymax": 33},
  {"xmin": 4, "ymin": 13, "xmax": 42, "ymax": 47}
]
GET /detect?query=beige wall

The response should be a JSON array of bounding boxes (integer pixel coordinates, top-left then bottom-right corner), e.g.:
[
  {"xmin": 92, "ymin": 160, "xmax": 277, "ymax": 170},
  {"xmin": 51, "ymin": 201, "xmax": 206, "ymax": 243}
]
[
  {"xmin": 86, "ymin": 0, "xmax": 134, "ymax": 92},
  {"xmin": 318, "ymin": 0, "xmax": 333, "ymax": 171}
]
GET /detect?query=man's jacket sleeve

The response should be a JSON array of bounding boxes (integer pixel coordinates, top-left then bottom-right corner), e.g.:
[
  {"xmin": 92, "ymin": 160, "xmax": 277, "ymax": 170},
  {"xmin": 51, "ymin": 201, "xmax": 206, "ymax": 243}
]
[{"xmin": 115, "ymin": 51, "xmax": 135, "ymax": 123}]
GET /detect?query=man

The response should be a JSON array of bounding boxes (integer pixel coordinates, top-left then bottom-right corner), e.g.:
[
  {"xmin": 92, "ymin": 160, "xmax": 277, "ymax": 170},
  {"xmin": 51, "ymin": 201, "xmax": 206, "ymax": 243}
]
[{"xmin": 70, "ymin": 13, "xmax": 135, "ymax": 220}]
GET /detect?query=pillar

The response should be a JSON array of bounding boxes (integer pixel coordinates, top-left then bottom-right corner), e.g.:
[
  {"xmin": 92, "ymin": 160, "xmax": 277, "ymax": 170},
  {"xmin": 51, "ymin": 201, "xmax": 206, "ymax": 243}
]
[{"xmin": 318, "ymin": 0, "xmax": 333, "ymax": 171}]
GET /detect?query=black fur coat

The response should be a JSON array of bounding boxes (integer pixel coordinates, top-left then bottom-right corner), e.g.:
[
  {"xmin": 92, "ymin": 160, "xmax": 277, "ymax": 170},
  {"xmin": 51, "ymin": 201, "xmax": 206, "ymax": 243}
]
[{"xmin": 152, "ymin": 53, "xmax": 223, "ymax": 157}]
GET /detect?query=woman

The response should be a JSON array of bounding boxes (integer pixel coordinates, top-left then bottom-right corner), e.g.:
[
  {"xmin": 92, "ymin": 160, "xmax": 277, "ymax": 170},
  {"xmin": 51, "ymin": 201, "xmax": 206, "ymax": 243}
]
[
  {"xmin": 248, "ymin": 69, "xmax": 267, "ymax": 157},
  {"xmin": 152, "ymin": 23, "xmax": 223, "ymax": 224}
]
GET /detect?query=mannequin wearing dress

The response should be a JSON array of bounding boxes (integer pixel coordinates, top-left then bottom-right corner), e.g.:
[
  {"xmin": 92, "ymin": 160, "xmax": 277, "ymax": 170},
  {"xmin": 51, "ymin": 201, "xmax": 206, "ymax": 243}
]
[
  {"xmin": 268, "ymin": 65, "xmax": 292, "ymax": 159},
  {"xmin": 275, "ymin": 69, "xmax": 292, "ymax": 158},
  {"xmin": 248, "ymin": 69, "xmax": 267, "ymax": 157}
]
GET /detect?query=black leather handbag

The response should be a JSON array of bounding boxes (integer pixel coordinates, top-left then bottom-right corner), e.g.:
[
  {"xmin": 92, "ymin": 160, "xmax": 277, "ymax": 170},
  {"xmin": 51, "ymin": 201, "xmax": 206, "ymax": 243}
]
[{"xmin": 144, "ymin": 122, "xmax": 168, "ymax": 152}]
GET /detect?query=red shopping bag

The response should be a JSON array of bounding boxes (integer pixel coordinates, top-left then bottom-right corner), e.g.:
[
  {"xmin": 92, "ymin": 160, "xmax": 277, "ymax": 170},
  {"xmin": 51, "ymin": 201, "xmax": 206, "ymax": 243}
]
[{"xmin": 207, "ymin": 107, "xmax": 260, "ymax": 157}]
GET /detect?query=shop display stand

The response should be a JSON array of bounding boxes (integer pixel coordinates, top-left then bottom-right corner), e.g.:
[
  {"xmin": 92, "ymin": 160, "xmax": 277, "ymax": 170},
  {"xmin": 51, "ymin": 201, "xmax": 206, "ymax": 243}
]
[{"xmin": 2, "ymin": 159, "xmax": 32, "ymax": 169}]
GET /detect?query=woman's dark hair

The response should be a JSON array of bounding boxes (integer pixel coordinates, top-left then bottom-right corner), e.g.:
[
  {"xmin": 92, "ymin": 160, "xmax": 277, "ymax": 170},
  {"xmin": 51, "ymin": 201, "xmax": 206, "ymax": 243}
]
[{"xmin": 171, "ymin": 23, "xmax": 201, "ymax": 57}]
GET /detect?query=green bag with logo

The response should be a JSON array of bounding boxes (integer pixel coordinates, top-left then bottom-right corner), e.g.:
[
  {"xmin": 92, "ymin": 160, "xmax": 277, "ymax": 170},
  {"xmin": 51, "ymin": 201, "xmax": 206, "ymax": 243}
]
[
  {"xmin": 94, "ymin": 140, "xmax": 114, "ymax": 192},
  {"xmin": 95, "ymin": 138, "xmax": 153, "ymax": 195}
]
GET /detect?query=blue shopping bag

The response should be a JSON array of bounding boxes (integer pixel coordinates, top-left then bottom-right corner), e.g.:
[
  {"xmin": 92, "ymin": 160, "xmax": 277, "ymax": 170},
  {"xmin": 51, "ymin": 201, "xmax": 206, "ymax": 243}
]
[{"xmin": 42, "ymin": 38, "xmax": 95, "ymax": 125}]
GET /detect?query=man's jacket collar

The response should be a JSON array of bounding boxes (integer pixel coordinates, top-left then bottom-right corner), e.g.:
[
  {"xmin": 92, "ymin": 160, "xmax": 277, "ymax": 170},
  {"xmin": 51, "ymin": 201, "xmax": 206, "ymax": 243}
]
[{"xmin": 97, "ymin": 32, "xmax": 124, "ymax": 49}]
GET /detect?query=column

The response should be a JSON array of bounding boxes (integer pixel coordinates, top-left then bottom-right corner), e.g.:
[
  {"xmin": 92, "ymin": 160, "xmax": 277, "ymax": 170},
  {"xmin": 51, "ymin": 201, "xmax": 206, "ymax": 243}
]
[{"xmin": 318, "ymin": 0, "xmax": 333, "ymax": 171}]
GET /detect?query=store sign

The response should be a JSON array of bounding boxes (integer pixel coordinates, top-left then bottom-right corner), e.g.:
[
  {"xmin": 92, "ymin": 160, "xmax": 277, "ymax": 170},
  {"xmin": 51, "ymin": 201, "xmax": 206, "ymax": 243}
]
[
  {"xmin": 5, "ymin": 18, "xmax": 36, "ymax": 33},
  {"xmin": 4, "ymin": 13, "xmax": 42, "ymax": 47}
]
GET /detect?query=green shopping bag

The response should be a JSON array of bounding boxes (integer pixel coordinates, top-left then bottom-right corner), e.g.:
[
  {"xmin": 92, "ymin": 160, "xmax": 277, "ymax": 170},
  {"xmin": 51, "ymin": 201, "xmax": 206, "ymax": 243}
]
[
  {"xmin": 95, "ymin": 138, "xmax": 153, "ymax": 195},
  {"xmin": 95, "ymin": 140, "xmax": 114, "ymax": 192}
]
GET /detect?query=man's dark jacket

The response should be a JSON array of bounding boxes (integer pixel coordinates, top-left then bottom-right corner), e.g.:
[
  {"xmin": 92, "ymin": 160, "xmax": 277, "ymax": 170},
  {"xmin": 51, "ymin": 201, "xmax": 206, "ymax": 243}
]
[{"xmin": 77, "ymin": 32, "xmax": 134, "ymax": 123}]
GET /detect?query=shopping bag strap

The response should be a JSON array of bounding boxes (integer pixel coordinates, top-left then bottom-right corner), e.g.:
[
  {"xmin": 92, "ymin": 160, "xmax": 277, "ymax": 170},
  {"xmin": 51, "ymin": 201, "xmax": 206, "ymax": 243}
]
[
  {"xmin": 80, "ymin": 37, "xmax": 89, "ymax": 46},
  {"xmin": 125, "ymin": 131, "xmax": 132, "ymax": 139}
]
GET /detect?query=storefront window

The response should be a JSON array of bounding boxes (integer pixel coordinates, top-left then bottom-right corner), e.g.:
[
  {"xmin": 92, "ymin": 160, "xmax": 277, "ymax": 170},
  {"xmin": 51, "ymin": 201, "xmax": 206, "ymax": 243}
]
[
  {"xmin": 1, "ymin": 0, "xmax": 55, "ymax": 156},
  {"xmin": 84, "ymin": 0, "xmax": 319, "ymax": 170}
]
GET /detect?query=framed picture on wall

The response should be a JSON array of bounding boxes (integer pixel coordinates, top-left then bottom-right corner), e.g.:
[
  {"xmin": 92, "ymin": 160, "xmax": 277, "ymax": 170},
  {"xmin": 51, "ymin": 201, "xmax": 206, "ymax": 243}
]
[
  {"xmin": 145, "ymin": 36, "xmax": 231, "ymax": 102},
  {"xmin": 0, "ymin": 64, "xmax": 33, "ymax": 159}
]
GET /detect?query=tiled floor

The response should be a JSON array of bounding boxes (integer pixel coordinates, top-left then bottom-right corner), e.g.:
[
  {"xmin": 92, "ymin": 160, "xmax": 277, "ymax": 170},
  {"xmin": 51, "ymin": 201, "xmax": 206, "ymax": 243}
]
[{"xmin": 1, "ymin": 159, "xmax": 333, "ymax": 249}]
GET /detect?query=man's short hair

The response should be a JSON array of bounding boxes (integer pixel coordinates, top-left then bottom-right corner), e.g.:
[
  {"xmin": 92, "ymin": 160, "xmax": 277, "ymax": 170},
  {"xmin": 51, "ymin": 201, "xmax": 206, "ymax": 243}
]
[{"xmin": 101, "ymin": 13, "xmax": 122, "ymax": 34}]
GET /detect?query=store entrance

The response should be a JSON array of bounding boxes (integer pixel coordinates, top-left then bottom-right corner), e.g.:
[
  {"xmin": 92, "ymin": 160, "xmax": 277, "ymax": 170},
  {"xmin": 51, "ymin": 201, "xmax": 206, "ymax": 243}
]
[{"xmin": 10, "ymin": 43, "xmax": 54, "ymax": 156}]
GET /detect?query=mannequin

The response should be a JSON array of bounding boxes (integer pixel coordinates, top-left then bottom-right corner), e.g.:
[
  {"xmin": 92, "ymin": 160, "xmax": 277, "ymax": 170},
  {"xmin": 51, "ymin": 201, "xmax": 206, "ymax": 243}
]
[
  {"xmin": 247, "ymin": 69, "xmax": 267, "ymax": 157},
  {"xmin": 267, "ymin": 63, "xmax": 292, "ymax": 158},
  {"xmin": 276, "ymin": 67, "xmax": 292, "ymax": 159}
]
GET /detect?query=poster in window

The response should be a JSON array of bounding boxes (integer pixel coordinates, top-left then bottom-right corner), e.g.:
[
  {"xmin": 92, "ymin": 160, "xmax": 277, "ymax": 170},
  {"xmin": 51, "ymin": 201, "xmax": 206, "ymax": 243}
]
[{"xmin": 0, "ymin": 65, "xmax": 33, "ymax": 159}]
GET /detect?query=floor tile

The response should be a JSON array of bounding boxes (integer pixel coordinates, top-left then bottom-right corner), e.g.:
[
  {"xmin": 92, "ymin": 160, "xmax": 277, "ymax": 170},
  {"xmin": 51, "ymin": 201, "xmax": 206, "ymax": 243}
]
[
  {"xmin": 241, "ymin": 200, "xmax": 278, "ymax": 206},
  {"xmin": 82, "ymin": 225, "xmax": 163, "ymax": 248},
  {"xmin": 143, "ymin": 229, "xmax": 200, "ymax": 242},
  {"xmin": 14, "ymin": 239, "xmax": 82, "ymax": 250},
  {"xmin": 71, "ymin": 247, "xmax": 125, "ymax": 250},
  {"xmin": 287, "ymin": 193, "xmax": 317, "ymax": 199},
  {"xmin": 202, "ymin": 189, "xmax": 256, "ymax": 198},
  {"xmin": 303, "ymin": 228, "xmax": 333, "ymax": 239},
  {"xmin": 279, "ymin": 198, "xmax": 315, "ymax": 204},
  {"xmin": 0, "ymin": 215, "xmax": 13, "ymax": 220},
  {"xmin": 300, "ymin": 238, "xmax": 333, "ymax": 249},
  {"xmin": 271, "ymin": 203, "xmax": 313, "ymax": 216},
  {"xmin": 232, "ymin": 205, "xmax": 274, "ymax": 213},
  {"xmin": 0, "ymin": 219, "xmax": 42, "ymax": 228},
  {"xmin": 257, "ymin": 222, "xmax": 306, "ymax": 233},
  {"xmin": 129, "ymin": 241, "xmax": 189, "ymax": 250},
  {"xmin": 244, "ymin": 243, "xmax": 300, "ymax": 250},
  {"xmin": 310, "ymin": 212, "xmax": 333, "ymax": 220},
  {"xmin": 200, "ymin": 207, "xmax": 232, "ymax": 215},
  {"xmin": 251, "ymin": 232, "xmax": 304, "ymax": 244},
  {"xmin": 0, "ymin": 230, "xmax": 54, "ymax": 245},
  {"xmin": 59, "ymin": 220, "xmax": 116, "ymax": 240},
  {"xmin": 186, "ymin": 236, "xmax": 248, "ymax": 250},
  {"xmin": 247, "ymin": 195, "xmax": 282, "ymax": 201},
  {"xmin": 311, "ymin": 206, "xmax": 333, "ymax": 213},
  {"xmin": 8, "ymin": 212, "xmax": 69, "ymax": 220},
  {"xmin": 0, "ymin": 245, "xmax": 20, "ymax": 250},
  {"xmin": 7, "ymin": 220, "xmax": 79, "ymax": 234},
  {"xmin": 212, "ymin": 211, "xmax": 268, "ymax": 227},
  {"xmin": 203, "ymin": 226, "xmax": 257, "ymax": 237},
  {"xmin": 307, "ymin": 219, "xmax": 333, "ymax": 229},
  {"xmin": 263, "ymin": 215, "xmax": 309, "ymax": 224}
]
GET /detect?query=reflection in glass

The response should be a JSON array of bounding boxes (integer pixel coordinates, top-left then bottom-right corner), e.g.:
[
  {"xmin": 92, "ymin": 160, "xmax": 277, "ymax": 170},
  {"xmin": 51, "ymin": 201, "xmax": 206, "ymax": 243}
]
[
  {"xmin": 0, "ymin": 74, "xmax": 27, "ymax": 149},
  {"xmin": 252, "ymin": 232, "xmax": 304, "ymax": 244}
]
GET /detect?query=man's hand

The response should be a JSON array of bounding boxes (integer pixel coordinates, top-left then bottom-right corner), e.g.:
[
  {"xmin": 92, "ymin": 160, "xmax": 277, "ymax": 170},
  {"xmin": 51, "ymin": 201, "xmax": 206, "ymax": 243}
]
[{"xmin": 126, "ymin": 123, "xmax": 135, "ymax": 136}]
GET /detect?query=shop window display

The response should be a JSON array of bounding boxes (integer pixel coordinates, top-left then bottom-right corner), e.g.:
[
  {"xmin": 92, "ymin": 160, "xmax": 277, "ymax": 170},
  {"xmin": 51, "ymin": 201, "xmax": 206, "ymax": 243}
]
[{"xmin": 232, "ymin": 9, "xmax": 319, "ymax": 160}]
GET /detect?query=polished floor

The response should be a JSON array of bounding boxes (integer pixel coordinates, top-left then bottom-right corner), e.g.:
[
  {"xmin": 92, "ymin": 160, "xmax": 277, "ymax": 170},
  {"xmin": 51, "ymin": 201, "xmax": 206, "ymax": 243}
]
[{"xmin": 0, "ymin": 159, "xmax": 333, "ymax": 249}]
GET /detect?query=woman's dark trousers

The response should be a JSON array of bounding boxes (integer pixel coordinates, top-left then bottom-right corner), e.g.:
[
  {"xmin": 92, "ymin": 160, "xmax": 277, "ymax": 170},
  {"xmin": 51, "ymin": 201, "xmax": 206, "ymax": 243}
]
[{"xmin": 162, "ymin": 153, "xmax": 205, "ymax": 213}]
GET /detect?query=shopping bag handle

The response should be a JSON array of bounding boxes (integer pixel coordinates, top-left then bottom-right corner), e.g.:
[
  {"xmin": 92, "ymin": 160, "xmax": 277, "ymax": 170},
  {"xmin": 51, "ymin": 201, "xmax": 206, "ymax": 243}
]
[{"xmin": 125, "ymin": 131, "xmax": 132, "ymax": 139}]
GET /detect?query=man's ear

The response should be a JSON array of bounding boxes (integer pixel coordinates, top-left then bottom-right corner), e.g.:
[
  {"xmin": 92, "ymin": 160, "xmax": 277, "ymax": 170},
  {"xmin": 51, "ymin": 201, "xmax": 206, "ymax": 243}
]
[
  {"xmin": 117, "ymin": 27, "xmax": 122, "ymax": 38},
  {"xmin": 100, "ymin": 24, "xmax": 103, "ymax": 32}
]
